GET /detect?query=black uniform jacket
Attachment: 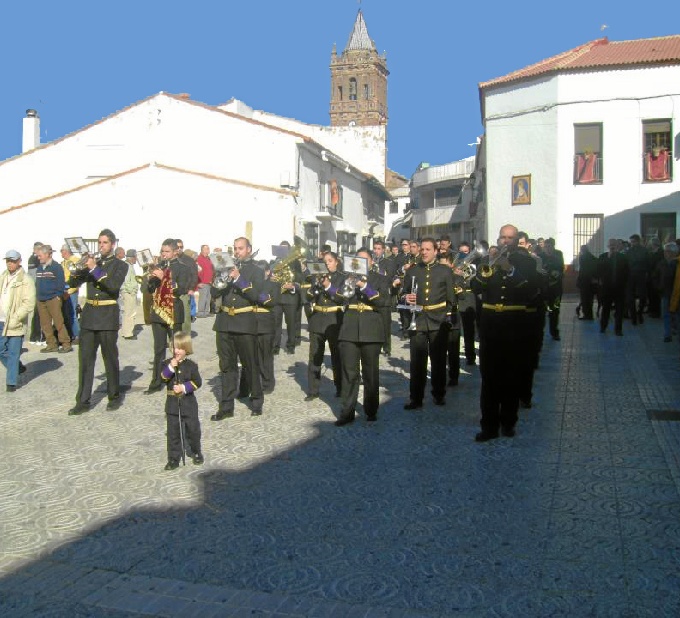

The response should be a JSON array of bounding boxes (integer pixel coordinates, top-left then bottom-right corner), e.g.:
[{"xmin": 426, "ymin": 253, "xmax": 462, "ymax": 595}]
[
  {"xmin": 148, "ymin": 258, "xmax": 191, "ymax": 328},
  {"xmin": 161, "ymin": 357, "xmax": 202, "ymax": 415},
  {"xmin": 335, "ymin": 272, "xmax": 389, "ymax": 343},
  {"xmin": 404, "ymin": 261, "xmax": 456, "ymax": 332},
  {"xmin": 255, "ymin": 279, "xmax": 280, "ymax": 335},
  {"xmin": 68, "ymin": 253, "xmax": 128, "ymax": 331},
  {"xmin": 470, "ymin": 249, "xmax": 538, "ymax": 333},
  {"xmin": 212, "ymin": 259, "xmax": 264, "ymax": 335},
  {"xmin": 307, "ymin": 271, "xmax": 344, "ymax": 334}
]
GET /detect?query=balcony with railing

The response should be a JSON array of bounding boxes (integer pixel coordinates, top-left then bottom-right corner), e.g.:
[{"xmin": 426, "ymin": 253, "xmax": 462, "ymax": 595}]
[
  {"xmin": 643, "ymin": 149, "xmax": 672, "ymax": 182},
  {"xmin": 411, "ymin": 159, "xmax": 476, "ymax": 188},
  {"xmin": 573, "ymin": 154, "xmax": 603, "ymax": 184}
]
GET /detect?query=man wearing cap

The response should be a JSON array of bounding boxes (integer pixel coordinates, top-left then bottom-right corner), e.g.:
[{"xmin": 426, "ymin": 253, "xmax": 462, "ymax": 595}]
[
  {"xmin": 120, "ymin": 249, "xmax": 140, "ymax": 339},
  {"xmin": 35, "ymin": 244, "xmax": 72, "ymax": 353},
  {"xmin": 0, "ymin": 250, "xmax": 35, "ymax": 391}
]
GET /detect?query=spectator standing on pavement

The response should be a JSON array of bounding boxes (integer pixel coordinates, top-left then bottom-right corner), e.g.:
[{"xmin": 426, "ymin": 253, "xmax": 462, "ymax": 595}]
[
  {"xmin": 195, "ymin": 245, "xmax": 214, "ymax": 318},
  {"xmin": 120, "ymin": 250, "xmax": 140, "ymax": 339},
  {"xmin": 599, "ymin": 238, "xmax": 629, "ymax": 336},
  {"xmin": 35, "ymin": 244, "xmax": 72, "ymax": 353},
  {"xmin": 27, "ymin": 241, "xmax": 44, "ymax": 345},
  {"xmin": 626, "ymin": 234, "xmax": 649, "ymax": 325},
  {"xmin": 176, "ymin": 240, "xmax": 199, "ymax": 335},
  {"xmin": 576, "ymin": 245, "xmax": 598, "ymax": 321},
  {"xmin": 647, "ymin": 237, "xmax": 664, "ymax": 318},
  {"xmin": 0, "ymin": 250, "xmax": 35, "ymax": 392},
  {"xmin": 658, "ymin": 242, "xmax": 679, "ymax": 342},
  {"xmin": 60, "ymin": 245, "xmax": 81, "ymax": 343}
]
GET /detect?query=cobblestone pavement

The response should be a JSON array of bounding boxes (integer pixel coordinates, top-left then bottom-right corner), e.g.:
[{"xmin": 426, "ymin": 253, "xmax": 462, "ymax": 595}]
[{"xmin": 1, "ymin": 298, "xmax": 679, "ymax": 617}]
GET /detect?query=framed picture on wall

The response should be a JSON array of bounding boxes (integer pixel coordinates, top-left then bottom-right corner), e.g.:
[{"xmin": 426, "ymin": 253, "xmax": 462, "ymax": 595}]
[{"xmin": 512, "ymin": 175, "xmax": 531, "ymax": 205}]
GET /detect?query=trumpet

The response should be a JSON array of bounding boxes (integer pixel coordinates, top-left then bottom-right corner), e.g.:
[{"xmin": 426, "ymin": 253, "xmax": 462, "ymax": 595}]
[
  {"xmin": 68, "ymin": 252, "xmax": 101, "ymax": 274},
  {"xmin": 480, "ymin": 245, "xmax": 510, "ymax": 278},
  {"xmin": 340, "ymin": 273, "xmax": 367, "ymax": 299},
  {"xmin": 212, "ymin": 249, "xmax": 259, "ymax": 290},
  {"xmin": 408, "ymin": 277, "xmax": 419, "ymax": 331}
]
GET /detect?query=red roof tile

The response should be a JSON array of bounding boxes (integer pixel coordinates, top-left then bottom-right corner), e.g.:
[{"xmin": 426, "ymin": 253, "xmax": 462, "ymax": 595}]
[{"xmin": 480, "ymin": 35, "xmax": 680, "ymax": 89}]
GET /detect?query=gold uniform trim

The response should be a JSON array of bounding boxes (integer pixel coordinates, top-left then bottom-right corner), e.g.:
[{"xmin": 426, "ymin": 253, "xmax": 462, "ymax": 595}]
[
  {"xmin": 482, "ymin": 303, "xmax": 528, "ymax": 312},
  {"xmin": 220, "ymin": 306, "xmax": 255, "ymax": 316},
  {"xmin": 346, "ymin": 303, "xmax": 373, "ymax": 312},
  {"xmin": 86, "ymin": 299, "xmax": 118, "ymax": 306}
]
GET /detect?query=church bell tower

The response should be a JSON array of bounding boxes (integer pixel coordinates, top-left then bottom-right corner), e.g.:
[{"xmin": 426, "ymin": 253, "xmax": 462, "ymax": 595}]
[{"xmin": 330, "ymin": 9, "xmax": 388, "ymax": 127}]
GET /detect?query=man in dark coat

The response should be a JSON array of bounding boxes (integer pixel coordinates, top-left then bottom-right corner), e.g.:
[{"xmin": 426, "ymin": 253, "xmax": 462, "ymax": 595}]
[
  {"xmin": 333, "ymin": 248, "xmax": 389, "ymax": 426},
  {"xmin": 211, "ymin": 237, "xmax": 264, "ymax": 419},
  {"xmin": 599, "ymin": 238, "xmax": 630, "ymax": 336},
  {"xmin": 68, "ymin": 229, "xmax": 128, "ymax": 414},
  {"xmin": 403, "ymin": 238, "xmax": 456, "ymax": 409}
]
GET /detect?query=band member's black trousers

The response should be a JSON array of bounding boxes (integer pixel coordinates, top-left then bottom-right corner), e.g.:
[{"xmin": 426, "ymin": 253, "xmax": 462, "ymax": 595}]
[
  {"xmin": 150, "ymin": 322, "xmax": 179, "ymax": 389},
  {"xmin": 76, "ymin": 328, "xmax": 119, "ymax": 404},
  {"xmin": 479, "ymin": 331, "xmax": 524, "ymax": 434},
  {"xmin": 239, "ymin": 332, "xmax": 276, "ymax": 395},
  {"xmin": 409, "ymin": 327, "xmax": 448, "ymax": 403},
  {"xmin": 460, "ymin": 307, "xmax": 476, "ymax": 363},
  {"xmin": 518, "ymin": 310, "xmax": 541, "ymax": 404},
  {"xmin": 338, "ymin": 341, "xmax": 381, "ymax": 420},
  {"xmin": 307, "ymin": 327, "xmax": 341, "ymax": 396},
  {"xmin": 216, "ymin": 331, "xmax": 262, "ymax": 413},
  {"xmin": 378, "ymin": 307, "xmax": 392, "ymax": 354},
  {"xmin": 166, "ymin": 395, "xmax": 201, "ymax": 462},
  {"xmin": 277, "ymin": 302, "xmax": 299, "ymax": 352},
  {"xmin": 447, "ymin": 327, "xmax": 461, "ymax": 383}
]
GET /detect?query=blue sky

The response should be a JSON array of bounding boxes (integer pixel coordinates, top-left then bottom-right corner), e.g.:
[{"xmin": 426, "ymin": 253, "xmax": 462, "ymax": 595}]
[{"xmin": 1, "ymin": 0, "xmax": 678, "ymax": 177}]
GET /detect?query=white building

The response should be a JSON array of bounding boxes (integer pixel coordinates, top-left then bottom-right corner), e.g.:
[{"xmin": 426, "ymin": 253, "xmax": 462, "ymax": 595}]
[
  {"xmin": 0, "ymin": 93, "xmax": 388, "ymax": 261},
  {"xmin": 479, "ymin": 35, "xmax": 680, "ymax": 261}
]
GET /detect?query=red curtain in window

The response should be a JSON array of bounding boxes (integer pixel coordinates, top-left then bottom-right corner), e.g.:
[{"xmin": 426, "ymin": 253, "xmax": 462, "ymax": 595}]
[
  {"xmin": 576, "ymin": 154, "xmax": 597, "ymax": 183},
  {"xmin": 645, "ymin": 150, "xmax": 669, "ymax": 181}
]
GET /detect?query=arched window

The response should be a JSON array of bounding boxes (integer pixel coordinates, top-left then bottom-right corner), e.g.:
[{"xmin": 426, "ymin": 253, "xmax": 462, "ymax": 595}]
[
  {"xmin": 338, "ymin": 86, "xmax": 343, "ymax": 101},
  {"xmin": 349, "ymin": 78, "xmax": 357, "ymax": 101}
]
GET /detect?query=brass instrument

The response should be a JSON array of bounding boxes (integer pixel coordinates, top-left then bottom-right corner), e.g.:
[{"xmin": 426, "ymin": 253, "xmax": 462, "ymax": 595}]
[
  {"xmin": 271, "ymin": 246, "xmax": 303, "ymax": 288},
  {"xmin": 453, "ymin": 242, "xmax": 487, "ymax": 282},
  {"xmin": 480, "ymin": 245, "xmax": 510, "ymax": 278},
  {"xmin": 68, "ymin": 252, "xmax": 101, "ymax": 275},
  {"xmin": 340, "ymin": 255, "xmax": 369, "ymax": 299},
  {"xmin": 213, "ymin": 249, "xmax": 260, "ymax": 290}
]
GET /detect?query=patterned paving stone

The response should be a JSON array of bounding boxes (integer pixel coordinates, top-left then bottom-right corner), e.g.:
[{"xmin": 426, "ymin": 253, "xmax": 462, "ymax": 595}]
[{"xmin": 1, "ymin": 299, "xmax": 680, "ymax": 616}]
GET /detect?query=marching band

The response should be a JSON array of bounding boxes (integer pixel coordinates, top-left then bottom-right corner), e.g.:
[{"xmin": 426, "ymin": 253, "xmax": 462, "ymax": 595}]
[{"xmin": 5, "ymin": 224, "xmax": 563, "ymax": 467}]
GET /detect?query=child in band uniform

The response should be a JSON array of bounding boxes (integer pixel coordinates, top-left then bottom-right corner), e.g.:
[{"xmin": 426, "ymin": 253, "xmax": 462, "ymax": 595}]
[{"xmin": 161, "ymin": 332, "xmax": 203, "ymax": 470}]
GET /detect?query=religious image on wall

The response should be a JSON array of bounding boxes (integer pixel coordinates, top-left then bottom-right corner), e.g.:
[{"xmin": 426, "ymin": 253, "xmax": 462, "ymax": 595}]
[
  {"xmin": 512, "ymin": 175, "xmax": 531, "ymax": 205},
  {"xmin": 330, "ymin": 179, "xmax": 343, "ymax": 211}
]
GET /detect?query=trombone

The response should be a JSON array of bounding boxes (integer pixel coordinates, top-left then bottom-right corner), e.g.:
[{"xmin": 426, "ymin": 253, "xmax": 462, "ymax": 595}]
[{"xmin": 480, "ymin": 245, "xmax": 510, "ymax": 278}]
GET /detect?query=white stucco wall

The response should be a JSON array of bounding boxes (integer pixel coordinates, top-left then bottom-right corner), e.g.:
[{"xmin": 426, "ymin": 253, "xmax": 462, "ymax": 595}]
[
  {"xmin": 484, "ymin": 65, "xmax": 680, "ymax": 260},
  {"xmin": 0, "ymin": 166, "xmax": 296, "ymax": 261},
  {"xmin": 219, "ymin": 100, "xmax": 387, "ymax": 184}
]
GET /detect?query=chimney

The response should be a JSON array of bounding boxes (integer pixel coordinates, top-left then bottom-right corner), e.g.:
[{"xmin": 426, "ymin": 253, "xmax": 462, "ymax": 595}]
[{"xmin": 22, "ymin": 109, "xmax": 40, "ymax": 153}]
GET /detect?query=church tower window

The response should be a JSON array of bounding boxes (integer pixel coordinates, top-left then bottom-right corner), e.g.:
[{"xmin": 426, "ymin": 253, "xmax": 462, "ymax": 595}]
[{"xmin": 349, "ymin": 78, "xmax": 357, "ymax": 101}]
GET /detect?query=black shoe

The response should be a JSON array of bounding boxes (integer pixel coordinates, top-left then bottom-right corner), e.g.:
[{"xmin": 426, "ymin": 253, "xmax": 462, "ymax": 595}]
[
  {"xmin": 144, "ymin": 384, "xmax": 163, "ymax": 395},
  {"xmin": 273, "ymin": 349, "xmax": 280, "ymax": 356},
  {"xmin": 475, "ymin": 431, "xmax": 499, "ymax": 442},
  {"xmin": 520, "ymin": 399, "xmax": 533, "ymax": 409},
  {"xmin": 210, "ymin": 410, "xmax": 234, "ymax": 421},
  {"xmin": 638, "ymin": 314, "xmax": 644, "ymax": 324},
  {"xmin": 251, "ymin": 409, "xmax": 263, "ymax": 417},
  {"xmin": 68, "ymin": 403, "xmax": 90, "ymax": 416},
  {"xmin": 304, "ymin": 394, "xmax": 319, "ymax": 402},
  {"xmin": 237, "ymin": 392, "xmax": 249, "ymax": 400},
  {"xmin": 433, "ymin": 397, "xmax": 446, "ymax": 406},
  {"xmin": 263, "ymin": 387, "xmax": 275, "ymax": 395},
  {"xmin": 18, "ymin": 362, "xmax": 27, "ymax": 374},
  {"xmin": 404, "ymin": 401, "xmax": 423, "ymax": 410},
  {"xmin": 366, "ymin": 415, "xmax": 377, "ymax": 422},
  {"xmin": 466, "ymin": 359, "xmax": 476, "ymax": 366},
  {"xmin": 164, "ymin": 460, "xmax": 180, "ymax": 471},
  {"xmin": 286, "ymin": 349, "xmax": 294, "ymax": 355},
  {"xmin": 552, "ymin": 334, "xmax": 561, "ymax": 341},
  {"xmin": 501, "ymin": 426, "xmax": 516, "ymax": 437},
  {"xmin": 600, "ymin": 327, "xmax": 606, "ymax": 333},
  {"xmin": 448, "ymin": 378, "xmax": 458, "ymax": 387},
  {"xmin": 334, "ymin": 414, "xmax": 355, "ymax": 427},
  {"xmin": 106, "ymin": 397, "xmax": 122, "ymax": 411},
  {"xmin": 6, "ymin": 385, "xmax": 16, "ymax": 392},
  {"xmin": 192, "ymin": 453, "xmax": 204, "ymax": 465}
]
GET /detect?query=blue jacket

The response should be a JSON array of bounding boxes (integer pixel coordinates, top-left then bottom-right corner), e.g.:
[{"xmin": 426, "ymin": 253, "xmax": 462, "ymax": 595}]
[{"xmin": 36, "ymin": 260, "xmax": 65, "ymax": 301}]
